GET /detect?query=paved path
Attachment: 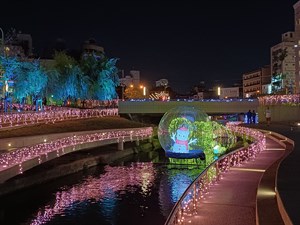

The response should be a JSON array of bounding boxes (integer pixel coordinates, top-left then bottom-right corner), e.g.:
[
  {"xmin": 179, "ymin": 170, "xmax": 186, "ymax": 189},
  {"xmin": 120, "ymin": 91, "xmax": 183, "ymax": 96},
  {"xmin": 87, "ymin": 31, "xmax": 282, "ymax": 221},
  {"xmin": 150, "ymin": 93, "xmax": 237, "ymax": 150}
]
[{"xmin": 184, "ymin": 130, "xmax": 290, "ymax": 225}]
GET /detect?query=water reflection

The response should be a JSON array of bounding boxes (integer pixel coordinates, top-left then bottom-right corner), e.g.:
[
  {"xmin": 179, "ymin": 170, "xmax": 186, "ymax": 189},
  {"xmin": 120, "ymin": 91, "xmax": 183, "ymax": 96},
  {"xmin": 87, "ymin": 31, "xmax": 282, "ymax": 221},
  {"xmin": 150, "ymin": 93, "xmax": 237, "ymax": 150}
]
[
  {"xmin": 30, "ymin": 163, "xmax": 156, "ymax": 225},
  {"xmin": 159, "ymin": 165, "xmax": 203, "ymax": 218},
  {"xmin": 0, "ymin": 151, "xmax": 204, "ymax": 225}
]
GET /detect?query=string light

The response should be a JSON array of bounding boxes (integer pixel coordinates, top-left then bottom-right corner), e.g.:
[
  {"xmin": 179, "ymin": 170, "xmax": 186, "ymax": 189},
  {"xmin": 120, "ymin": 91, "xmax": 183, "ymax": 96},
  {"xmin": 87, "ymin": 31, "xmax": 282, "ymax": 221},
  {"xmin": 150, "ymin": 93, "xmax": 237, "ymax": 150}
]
[
  {"xmin": 166, "ymin": 122, "xmax": 266, "ymax": 225},
  {"xmin": 258, "ymin": 94, "xmax": 300, "ymax": 106},
  {"xmin": 0, "ymin": 108, "xmax": 118, "ymax": 129},
  {"xmin": 0, "ymin": 127, "xmax": 153, "ymax": 183}
]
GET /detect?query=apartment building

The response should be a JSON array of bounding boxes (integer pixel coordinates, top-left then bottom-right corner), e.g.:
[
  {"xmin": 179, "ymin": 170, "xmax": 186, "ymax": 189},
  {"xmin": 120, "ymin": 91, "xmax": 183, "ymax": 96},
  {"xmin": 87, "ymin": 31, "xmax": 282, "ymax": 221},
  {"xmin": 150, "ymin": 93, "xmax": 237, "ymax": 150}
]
[
  {"xmin": 293, "ymin": 1, "xmax": 300, "ymax": 93},
  {"xmin": 271, "ymin": 32, "xmax": 296, "ymax": 94},
  {"xmin": 243, "ymin": 65, "xmax": 271, "ymax": 98}
]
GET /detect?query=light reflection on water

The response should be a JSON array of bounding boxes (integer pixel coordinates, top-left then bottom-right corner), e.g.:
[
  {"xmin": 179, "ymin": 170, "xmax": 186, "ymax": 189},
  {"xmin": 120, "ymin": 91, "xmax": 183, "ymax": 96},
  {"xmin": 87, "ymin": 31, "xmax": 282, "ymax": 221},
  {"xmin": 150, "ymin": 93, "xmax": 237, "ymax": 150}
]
[{"xmin": 0, "ymin": 153, "xmax": 203, "ymax": 225}]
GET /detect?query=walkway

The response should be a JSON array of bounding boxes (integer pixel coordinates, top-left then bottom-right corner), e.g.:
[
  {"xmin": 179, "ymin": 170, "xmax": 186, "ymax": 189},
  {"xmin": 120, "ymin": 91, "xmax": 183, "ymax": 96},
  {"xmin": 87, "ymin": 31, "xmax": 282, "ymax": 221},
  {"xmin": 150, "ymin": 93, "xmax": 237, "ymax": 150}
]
[{"xmin": 182, "ymin": 130, "xmax": 292, "ymax": 225}]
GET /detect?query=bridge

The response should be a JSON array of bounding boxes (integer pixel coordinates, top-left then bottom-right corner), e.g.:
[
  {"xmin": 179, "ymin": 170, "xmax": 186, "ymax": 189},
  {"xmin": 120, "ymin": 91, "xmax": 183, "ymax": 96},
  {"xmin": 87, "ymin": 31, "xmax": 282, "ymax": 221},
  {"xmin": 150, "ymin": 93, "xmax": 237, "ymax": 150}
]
[{"xmin": 118, "ymin": 99, "xmax": 259, "ymax": 114}]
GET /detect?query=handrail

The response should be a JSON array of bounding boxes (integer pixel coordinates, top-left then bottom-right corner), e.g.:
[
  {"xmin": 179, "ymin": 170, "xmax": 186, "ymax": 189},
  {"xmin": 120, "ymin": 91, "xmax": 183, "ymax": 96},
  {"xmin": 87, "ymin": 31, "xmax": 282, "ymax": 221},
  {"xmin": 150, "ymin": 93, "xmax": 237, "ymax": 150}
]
[
  {"xmin": 165, "ymin": 124, "xmax": 266, "ymax": 225},
  {"xmin": 0, "ymin": 127, "xmax": 153, "ymax": 183}
]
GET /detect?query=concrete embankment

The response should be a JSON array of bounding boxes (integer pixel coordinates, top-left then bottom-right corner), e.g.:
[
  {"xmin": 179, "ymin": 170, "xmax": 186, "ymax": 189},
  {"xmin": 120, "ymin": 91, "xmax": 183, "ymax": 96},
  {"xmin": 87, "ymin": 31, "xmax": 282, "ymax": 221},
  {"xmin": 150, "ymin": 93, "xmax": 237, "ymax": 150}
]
[{"xmin": 0, "ymin": 139, "xmax": 161, "ymax": 197}]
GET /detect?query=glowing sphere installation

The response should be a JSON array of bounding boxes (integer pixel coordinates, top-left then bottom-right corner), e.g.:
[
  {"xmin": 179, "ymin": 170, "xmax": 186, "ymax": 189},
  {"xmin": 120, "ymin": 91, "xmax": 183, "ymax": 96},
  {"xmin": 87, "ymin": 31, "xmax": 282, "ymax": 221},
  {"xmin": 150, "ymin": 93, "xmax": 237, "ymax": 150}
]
[{"xmin": 158, "ymin": 106, "xmax": 208, "ymax": 161}]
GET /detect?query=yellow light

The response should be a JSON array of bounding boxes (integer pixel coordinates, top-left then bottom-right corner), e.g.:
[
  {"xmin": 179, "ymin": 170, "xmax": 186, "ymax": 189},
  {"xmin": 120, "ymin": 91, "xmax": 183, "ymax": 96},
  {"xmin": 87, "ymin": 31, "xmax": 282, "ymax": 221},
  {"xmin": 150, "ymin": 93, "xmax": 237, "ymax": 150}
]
[
  {"xmin": 217, "ymin": 87, "xmax": 220, "ymax": 96},
  {"xmin": 8, "ymin": 143, "xmax": 11, "ymax": 147},
  {"xmin": 130, "ymin": 84, "xmax": 133, "ymax": 88}
]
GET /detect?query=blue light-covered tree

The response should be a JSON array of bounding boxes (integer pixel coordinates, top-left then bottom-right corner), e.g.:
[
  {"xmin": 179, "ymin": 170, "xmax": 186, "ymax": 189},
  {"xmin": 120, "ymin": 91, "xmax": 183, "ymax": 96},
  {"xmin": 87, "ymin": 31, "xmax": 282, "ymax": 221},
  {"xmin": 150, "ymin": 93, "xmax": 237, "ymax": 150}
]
[
  {"xmin": 0, "ymin": 56, "xmax": 20, "ymax": 112},
  {"xmin": 14, "ymin": 60, "xmax": 47, "ymax": 111},
  {"xmin": 94, "ymin": 58, "xmax": 119, "ymax": 100}
]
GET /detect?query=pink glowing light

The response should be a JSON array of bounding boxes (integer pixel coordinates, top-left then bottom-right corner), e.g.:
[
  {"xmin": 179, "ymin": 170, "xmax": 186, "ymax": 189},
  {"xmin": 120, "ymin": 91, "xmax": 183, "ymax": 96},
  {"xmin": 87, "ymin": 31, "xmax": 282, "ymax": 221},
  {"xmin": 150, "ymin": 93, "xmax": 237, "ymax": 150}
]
[
  {"xmin": 29, "ymin": 162, "xmax": 155, "ymax": 225},
  {"xmin": 0, "ymin": 108, "xmax": 118, "ymax": 129},
  {"xmin": 0, "ymin": 127, "xmax": 153, "ymax": 178},
  {"xmin": 258, "ymin": 94, "xmax": 300, "ymax": 105}
]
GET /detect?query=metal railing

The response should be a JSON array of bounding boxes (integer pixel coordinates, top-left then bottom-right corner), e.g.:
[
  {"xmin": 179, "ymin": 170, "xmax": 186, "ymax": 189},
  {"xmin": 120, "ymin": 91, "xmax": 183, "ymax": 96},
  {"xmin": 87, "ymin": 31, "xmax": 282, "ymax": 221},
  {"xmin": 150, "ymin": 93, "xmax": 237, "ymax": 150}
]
[{"xmin": 165, "ymin": 125, "xmax": 265, "ymax": 225}]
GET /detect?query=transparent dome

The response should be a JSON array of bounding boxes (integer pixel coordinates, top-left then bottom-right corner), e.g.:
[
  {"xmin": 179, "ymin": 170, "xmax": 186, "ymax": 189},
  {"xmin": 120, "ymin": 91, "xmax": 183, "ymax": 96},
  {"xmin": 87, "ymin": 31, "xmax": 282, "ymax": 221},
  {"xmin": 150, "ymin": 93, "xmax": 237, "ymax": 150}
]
[{"xmin": 158, "ymin": 106, "xmax": 208, "ymax": 159}]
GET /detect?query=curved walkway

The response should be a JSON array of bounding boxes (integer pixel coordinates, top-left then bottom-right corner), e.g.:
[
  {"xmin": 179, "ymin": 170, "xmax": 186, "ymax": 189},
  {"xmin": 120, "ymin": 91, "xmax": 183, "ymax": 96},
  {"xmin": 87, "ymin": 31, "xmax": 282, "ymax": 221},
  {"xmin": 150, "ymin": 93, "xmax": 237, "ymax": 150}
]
[{"xmin": 179, "ymin": 128, "xmax": 293, "ymax": 225}]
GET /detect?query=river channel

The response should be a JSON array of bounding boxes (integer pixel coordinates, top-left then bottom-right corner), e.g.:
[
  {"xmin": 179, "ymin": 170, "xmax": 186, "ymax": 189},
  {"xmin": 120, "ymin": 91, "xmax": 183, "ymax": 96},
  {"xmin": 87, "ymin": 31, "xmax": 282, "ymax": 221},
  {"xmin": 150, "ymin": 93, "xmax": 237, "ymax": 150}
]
[{"xmin": 0, "ymin": 148, "xmax": 205, "ymax": 225}]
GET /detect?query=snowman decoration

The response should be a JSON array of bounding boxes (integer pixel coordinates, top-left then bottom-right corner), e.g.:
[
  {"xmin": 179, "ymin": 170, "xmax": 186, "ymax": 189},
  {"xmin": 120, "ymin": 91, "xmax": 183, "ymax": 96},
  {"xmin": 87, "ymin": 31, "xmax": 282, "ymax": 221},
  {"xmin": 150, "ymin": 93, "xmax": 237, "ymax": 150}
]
[{"xmin": 171, "ymin": 124, "xmax": 197, "ymax": 153}]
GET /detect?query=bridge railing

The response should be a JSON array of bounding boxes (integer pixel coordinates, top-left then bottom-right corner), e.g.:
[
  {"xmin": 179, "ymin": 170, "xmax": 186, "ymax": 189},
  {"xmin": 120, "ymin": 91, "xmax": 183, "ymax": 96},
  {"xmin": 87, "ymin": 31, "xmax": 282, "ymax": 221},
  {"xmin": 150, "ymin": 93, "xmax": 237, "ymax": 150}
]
[
  {"xmin": 164, "ymin": 124, "xmax": 265, "ymax": 225},
  {"xmin": 0, "ymin": 127, "xmax": 152, "ymax": 183}
]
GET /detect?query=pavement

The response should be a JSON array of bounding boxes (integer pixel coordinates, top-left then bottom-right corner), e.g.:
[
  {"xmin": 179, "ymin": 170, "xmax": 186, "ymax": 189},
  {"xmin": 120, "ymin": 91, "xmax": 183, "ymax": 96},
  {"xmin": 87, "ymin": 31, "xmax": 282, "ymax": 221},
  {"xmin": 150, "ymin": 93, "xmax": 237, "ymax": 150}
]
[
  {"xmin": 246, "ymin": 122, "xmax": 300, "ymax": 225},
  {"xmin": 0, "ymin": 121, "xmax": 299, "ymax": 224}
]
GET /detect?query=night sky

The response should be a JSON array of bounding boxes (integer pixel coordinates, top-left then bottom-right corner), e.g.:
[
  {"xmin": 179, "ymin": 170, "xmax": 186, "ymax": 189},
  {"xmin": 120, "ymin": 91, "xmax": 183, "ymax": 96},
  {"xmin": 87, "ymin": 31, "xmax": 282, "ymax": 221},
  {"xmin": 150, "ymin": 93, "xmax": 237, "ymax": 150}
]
[{"xmin": 0, "ymin": 0, "xmax": 298, "ymax": 93}]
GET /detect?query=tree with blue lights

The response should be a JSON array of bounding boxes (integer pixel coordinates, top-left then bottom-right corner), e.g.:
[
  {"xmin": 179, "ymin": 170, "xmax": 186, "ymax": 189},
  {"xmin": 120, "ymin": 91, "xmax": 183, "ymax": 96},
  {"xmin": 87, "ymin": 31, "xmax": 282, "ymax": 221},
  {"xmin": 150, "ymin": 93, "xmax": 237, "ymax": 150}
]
[
  {"xmin": 14, "ymin": 60, "xmax": 47, "ymax": 111},
  {"xmin": 50, "ymin": 51, "xmax": 87, "ymax": 105},
  {"xmin": 0, "ymin": 56, "xmax": 20, "ymax": 112},
  {"xmin": 93, "ymin": 58, "xmax": 119, "ymax": 100},
  {"xmin": 80, "ymin": 53, "xmax": 119, "ymax": 100}
]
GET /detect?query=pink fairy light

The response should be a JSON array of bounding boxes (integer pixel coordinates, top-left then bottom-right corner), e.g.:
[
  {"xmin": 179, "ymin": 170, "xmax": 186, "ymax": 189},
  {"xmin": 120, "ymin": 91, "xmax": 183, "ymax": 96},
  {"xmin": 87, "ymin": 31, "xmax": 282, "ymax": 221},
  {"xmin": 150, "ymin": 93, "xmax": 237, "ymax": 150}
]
[
  {"xmin": 0, "ymin": 108, "xmax": 118, "ymax": 129},
  {"xmin": 29, "ymin": 162, "xmax": 155, "ymax": 225},
  {"xmin": 258, "ymin": 94, "xmax": 300, "ymax": 106},
  {"xmin": 165, "ymin": 123, "xmax": 266, "ymax": 225},
  {"xmin": 0, "ymin": 127, "xmax": 153, "ymax": 180}
]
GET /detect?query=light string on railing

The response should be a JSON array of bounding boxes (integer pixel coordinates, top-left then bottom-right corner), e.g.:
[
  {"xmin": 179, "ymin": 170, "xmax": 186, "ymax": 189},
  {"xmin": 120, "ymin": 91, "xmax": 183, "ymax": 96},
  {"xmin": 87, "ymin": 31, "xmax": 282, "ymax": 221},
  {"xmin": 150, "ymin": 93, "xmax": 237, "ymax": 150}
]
[
  {"xmin": 0, "ymin": 127, "xmax": 153, "ymax": 173},
  {"xmin": 165, "ymin": 122, "xmax": 266, "ymax": 225},
  {"xmin": 0, "ymin": 108, "xmax": 118, "ymax": 129},
  {"xmin": 258, "ymin": 94, "xmax": 300, "ymax": 106}
]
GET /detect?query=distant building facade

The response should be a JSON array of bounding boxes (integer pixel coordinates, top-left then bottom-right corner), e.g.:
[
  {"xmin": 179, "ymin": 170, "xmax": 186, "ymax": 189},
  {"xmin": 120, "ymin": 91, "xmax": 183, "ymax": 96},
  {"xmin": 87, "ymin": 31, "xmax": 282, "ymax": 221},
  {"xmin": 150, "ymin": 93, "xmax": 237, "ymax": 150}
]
[
  {"xmin": 219, "ymin": 87, "xmax": 239, "ymax": 99},
  {"xmin": 4, "ymin": 33, "xmax": 33, "ymax": 58},
  {"xmin": 271, "ymin": 32, "xmax": 296, "ymax": 94},
  {"xmin": 243, "ymin": 65, "xmax": 271, "ymax": 98},
  {"xmin": 294, "ymin": 1, "xmax": 300, "ymax": 93},
  {"xmin": 119, "ymin": 70, "xmax": 141, "ymax": 87},
  {"xmin": 82, "ymin": 38, "xmax": 104, "ymax": 58}
]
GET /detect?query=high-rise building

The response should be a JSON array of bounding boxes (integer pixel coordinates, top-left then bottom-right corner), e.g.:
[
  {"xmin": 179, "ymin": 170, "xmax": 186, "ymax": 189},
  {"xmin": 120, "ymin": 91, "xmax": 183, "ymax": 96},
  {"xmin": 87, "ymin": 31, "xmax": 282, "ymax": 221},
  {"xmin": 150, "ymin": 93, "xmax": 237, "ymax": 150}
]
[
  {"xmin": 293, "ymin": 1, "xmax": 300, "ymax": 93},
  {"xmin": 270, "ymin": 32, "xmax": 296, "ymax": 94}
]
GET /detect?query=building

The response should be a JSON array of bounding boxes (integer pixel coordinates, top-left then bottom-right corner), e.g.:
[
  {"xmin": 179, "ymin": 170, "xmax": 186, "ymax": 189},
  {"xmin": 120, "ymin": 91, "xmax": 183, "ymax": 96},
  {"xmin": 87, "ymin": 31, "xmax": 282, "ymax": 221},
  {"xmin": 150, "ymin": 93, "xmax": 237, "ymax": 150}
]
[
  {"xmin": 4, "ymin": 33, "xmax": 33, "ymax": 58},
  {"xmin": 294, "ymin": 1, "xmax": 300, "ymax": 93},
  {"xmin": 219, "ymin": 87, "xmax": 239, "ymax": 99},
  {"xmin": 243, "ymin": 65, "xmax": 271, "ymax": 98},
  {"xmin": 271, "ymin": 32, "xmax": 296, "ymax": 94},
  {"xmin": 82, "ymin": 38, "xmax": 104, "ymax": 58},
  {"xmin": 119, "ymin": 70, "xmax": 141, "ymax": 87}
]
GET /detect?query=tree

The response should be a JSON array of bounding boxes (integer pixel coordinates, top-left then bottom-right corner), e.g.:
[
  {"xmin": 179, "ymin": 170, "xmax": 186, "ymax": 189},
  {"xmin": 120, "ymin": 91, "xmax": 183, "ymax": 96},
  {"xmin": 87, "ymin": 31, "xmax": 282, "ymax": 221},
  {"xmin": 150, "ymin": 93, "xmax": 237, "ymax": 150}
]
[
  {"xmin": 14, "ymin": 60, "xmax": 47, "ymax": 111},
  {"xmin": 124, "ymin": 85, "xmax": 144, "ymax": 99},
  {"xmin": 94, "ymin": 58, "xmax": 119, "ymax": 100},
  {"xmin": 0, "ymin": 56, "xmax": 20, "ymax": 112}
]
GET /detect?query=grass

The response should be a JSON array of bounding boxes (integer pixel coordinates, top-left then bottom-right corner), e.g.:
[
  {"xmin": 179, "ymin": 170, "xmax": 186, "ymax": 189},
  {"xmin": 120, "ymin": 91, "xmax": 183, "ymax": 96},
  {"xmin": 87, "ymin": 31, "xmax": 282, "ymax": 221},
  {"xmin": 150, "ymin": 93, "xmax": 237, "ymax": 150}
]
[{"xmin": 0, "ymin": 116, "xmax": 151, "ymax": 139}]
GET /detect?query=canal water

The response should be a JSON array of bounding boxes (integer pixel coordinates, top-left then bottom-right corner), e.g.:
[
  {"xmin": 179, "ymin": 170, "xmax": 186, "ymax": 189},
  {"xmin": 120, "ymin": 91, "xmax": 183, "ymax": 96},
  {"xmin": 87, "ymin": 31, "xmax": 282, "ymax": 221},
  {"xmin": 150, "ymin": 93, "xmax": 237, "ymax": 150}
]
[{"xmin": 0, "ymin": 149, "xmax": 204, "ymax": 225}]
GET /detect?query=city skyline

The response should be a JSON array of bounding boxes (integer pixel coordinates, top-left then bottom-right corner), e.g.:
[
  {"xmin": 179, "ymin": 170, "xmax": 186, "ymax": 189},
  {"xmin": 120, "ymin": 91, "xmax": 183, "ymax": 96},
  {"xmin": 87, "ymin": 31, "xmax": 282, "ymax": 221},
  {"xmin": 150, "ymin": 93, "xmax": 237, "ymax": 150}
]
[{"xmin": 0, "ymin": 0, "xmax": 298, "ymax": 93}]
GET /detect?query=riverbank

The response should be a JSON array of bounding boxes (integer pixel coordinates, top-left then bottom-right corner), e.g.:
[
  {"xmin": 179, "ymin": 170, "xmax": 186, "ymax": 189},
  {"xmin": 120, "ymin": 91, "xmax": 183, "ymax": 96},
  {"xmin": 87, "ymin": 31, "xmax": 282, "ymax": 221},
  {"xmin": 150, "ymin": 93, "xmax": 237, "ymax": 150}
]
[
  {"xmin": 0, "ymin": 116, "xmax": 152, "ymax": 139},
  {"xmin": 0, "ymin": 116, "xmax": 161, "ymax": 196},
  {"xmin": 0, "ymin": 137, "xmax": 162, "ymax": 197}
]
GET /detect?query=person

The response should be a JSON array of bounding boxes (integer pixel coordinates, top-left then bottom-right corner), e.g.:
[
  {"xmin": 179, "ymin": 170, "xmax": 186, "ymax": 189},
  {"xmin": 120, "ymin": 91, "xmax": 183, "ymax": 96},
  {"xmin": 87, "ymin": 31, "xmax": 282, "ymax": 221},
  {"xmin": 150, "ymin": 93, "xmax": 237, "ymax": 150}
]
[
  {"xmin": 246, "ymin": 110, "xmax": 252, "ymax": 124},
  {"xmin": 265, "ymin": 106, "xmax": 271, "ymax": 126},
  {"xmin": 252, "ymin": 110, "xmax": 256, "ymax": 124}
]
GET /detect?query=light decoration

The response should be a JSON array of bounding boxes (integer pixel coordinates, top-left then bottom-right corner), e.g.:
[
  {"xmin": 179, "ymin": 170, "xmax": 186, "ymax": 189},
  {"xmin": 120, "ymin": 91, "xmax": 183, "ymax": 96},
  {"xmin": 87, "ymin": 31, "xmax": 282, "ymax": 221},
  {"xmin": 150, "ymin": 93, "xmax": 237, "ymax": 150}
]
[
  {"xmin": 158, "ymin": 106, "xmax": 237, "ymax": 165},
  {"xmin": 158, "ymin": 106, "xmax": 208, "ymax": 164},
  {"xmin": 0, "ymin": 108, "xmax": 118, "ymax": 129},
  {"xmin": 0, "ymin": 127, "xmax": 153, "ymax": 182},
  {"xmin": 29, "ymin": 162, "xmax": 155, "ymax": 225},
  {"xmin": 258, "ymin": 94, "xmax": 300, "ymax": 106},
  {"xmin": 165, "ymin": 122, "xmax": 266, "ymax": 225}
]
